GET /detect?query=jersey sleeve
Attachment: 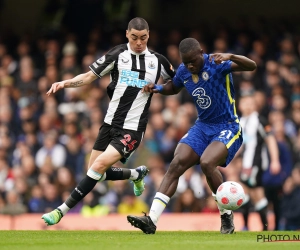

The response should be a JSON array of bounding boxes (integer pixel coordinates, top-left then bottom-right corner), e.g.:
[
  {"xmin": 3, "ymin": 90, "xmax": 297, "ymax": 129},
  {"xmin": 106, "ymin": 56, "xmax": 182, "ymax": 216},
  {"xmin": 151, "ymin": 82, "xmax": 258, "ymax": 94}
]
[
  {"xmin": 172, "ymin": 65, "xmax": 185, "ymax": 88},
  {"xmin": 157, "ymin": 54, "xmax": 176, "ymax": 80},
  {"xmin": 89, "ymin": 45, "xmax": 125, "ymax": 78},
  {"xmin": 217, "ymin": 60, "xmax": 233, "ymax": 76},
  {"xmin": 258, "ymin": 115, "xmax": 272, "ymax": 138}
]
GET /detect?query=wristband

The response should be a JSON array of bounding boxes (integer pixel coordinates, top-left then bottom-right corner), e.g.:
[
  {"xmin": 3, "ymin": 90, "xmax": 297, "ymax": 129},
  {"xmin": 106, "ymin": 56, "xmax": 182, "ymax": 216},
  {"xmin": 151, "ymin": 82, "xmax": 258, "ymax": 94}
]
[{"xmin": 154, "ymin": 85, "xmax": 163, "ymax": 93}]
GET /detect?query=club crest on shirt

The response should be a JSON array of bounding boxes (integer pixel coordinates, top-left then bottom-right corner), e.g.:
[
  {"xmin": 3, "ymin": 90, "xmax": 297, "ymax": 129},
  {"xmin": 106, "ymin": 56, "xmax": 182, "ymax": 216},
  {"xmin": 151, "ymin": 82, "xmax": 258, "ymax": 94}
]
[
  {"xmin": 148, "ymin": 61, "xmax": 155, "ymax": 69},
  {"xmin": 192, "ymin": 74, "xmax": 199, "ymax": 83},
  {"xmin": 202, "ymin": 71, "xmax": 209, "ymax": 81},
  {"xmin": 97, "ymin": 55, "xmax": 105, "ymax": 65}
]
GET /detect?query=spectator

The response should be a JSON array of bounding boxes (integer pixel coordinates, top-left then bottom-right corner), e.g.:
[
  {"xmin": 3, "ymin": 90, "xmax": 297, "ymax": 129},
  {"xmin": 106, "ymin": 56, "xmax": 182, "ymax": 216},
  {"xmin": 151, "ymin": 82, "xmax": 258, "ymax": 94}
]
[
  {"xmin": 0, "ymin": 190, "xmax": 27, "ymax": 215},
  {"xmin": 35, "ymin": 130, "xmax": 67, "ymax": 169}
]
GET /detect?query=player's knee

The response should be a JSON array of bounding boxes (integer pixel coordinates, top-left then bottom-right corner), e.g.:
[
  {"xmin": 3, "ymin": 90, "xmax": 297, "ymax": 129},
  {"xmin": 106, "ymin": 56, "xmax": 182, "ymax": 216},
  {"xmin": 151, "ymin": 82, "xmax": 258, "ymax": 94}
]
[
  {"xmin": 200, "ymin": 159, "xmax": 215, "ymax": 175},
  {"xmin": 90, "ymin": 159, "xmax": 109, "ymax": 173}
]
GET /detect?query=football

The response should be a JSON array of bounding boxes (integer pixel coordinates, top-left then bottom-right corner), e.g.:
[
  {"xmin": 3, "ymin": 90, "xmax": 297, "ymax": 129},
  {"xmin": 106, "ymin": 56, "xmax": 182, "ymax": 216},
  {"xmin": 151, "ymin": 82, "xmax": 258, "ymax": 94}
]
[{"xmin": 216, "ymin": 181, "xmax": 245, "ymax": 210}]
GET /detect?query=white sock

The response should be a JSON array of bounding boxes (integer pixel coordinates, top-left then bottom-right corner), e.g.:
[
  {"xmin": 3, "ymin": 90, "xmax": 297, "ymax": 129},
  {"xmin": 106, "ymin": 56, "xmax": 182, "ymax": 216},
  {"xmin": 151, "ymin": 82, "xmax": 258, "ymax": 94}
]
[
  {"xmin": 212, "ymin": 193, "xmax": 232, "ymax": 215},
  {"xmin": 149, "ymin": 192, "xmax": 170, "ymax": 225},
  {"xmin": 255, "ymin": 197, "xmax": 268, "ymax": 211},
  {"xmin": 244, "ymin": 194, "xmax": 250, "ymax": 204},
  {"xmin": 87, "ymin": 169, "xmax": 103, "ymax": 180},
  {"xmin": 129, "ymin": 169, "xmax": 139, "ymax": 180},
  {"xmin": 58, "ymin": 203, "xmax": 70, "ymax": 216},
  {"xmin": 98, "ymin": 172, "xmax": 107, "ymax": 182}
]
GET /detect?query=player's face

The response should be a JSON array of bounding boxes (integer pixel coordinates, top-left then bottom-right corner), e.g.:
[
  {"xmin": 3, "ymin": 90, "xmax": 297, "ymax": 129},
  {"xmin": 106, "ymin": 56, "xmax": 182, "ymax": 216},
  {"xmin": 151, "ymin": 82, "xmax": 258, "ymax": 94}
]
[
  {"xmin": 238, "ymin": 96, "xmax": 256, "ymax": 116},
  {"xmin": 181, "ymin": 49, "xmax": 204, "ymax": 74},
  {"xmin": 126, "ymin": 29, "xmax": 149, "ymax": 54}
]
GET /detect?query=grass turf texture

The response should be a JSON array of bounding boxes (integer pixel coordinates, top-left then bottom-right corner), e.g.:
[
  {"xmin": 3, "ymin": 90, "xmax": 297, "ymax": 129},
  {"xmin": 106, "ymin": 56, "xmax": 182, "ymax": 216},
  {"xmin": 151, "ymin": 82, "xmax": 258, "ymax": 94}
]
[{"xmin": 0, "ymin": 231, "xmax": 299, "ymax": 250}]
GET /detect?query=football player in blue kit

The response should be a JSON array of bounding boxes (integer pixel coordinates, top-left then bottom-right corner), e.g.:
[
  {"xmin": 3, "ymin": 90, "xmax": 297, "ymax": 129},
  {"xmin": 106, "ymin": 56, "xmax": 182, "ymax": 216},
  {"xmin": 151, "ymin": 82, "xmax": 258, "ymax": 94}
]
[{"xmin": 127, "ymin": 38, "xmax": 257, "ymax": 234}]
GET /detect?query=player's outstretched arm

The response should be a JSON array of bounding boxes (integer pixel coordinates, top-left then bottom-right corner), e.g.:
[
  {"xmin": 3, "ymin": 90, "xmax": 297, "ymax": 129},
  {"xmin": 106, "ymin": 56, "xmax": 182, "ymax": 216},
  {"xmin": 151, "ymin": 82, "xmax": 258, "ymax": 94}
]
[
  {"xmin": 46, "ymin": 71, "xmax": 98, "ymax": 96},
  {"xmin": 142, "ymin": 80, "xmax": 182, "ymax": 95},
  {"xmin": 209, "ymin": 53, "xmax": 257, "ymax": 72},
  {"xmin": 265, "ymin": 134, "xmax": 281, "ymax": 175}
]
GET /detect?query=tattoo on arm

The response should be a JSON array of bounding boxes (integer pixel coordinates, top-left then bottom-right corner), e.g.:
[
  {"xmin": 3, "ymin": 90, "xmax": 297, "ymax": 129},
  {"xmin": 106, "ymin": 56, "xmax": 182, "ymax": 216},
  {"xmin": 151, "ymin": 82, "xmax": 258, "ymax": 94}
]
[{"xmin": 69, "ymin": 80, "xmax": 83, "ymax": 87}]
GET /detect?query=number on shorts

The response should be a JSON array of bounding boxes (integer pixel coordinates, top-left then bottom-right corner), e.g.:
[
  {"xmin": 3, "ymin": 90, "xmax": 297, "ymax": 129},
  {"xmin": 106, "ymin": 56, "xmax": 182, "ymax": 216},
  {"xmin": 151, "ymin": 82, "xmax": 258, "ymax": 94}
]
[{"xmin": 219, "ymin": 130, "xmax": 232, "ymax": 139}]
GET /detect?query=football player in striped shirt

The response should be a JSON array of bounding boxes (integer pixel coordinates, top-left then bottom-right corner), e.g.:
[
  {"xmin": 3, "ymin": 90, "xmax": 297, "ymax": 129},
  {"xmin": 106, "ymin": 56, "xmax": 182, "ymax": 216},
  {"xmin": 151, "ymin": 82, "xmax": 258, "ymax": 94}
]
[{"xmin": 42, "ymin": 17, "xmax": 175, "ymax": 226}]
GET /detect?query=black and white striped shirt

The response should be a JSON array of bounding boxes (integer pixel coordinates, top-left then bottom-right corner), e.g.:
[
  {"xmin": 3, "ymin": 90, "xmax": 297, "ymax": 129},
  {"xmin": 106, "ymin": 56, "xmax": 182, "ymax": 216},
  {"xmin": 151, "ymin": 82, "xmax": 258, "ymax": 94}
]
[
  {"xmin": 240, "ymin": 111, "xmax": 272, "ymax": 170},
  {"xmin": 89, "ymin": 43, "xmax": 175, "ymax": 131}
]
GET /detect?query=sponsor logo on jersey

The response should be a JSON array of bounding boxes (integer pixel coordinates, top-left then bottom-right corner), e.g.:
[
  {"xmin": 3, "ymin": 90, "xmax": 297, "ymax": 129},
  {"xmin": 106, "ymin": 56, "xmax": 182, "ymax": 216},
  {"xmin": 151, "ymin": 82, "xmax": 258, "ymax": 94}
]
[
  {"xmin": 148, "ymin": 61, "xmax": 155, "ymax": 69},
  {"xmin": 192, "ymin": 74, "xmax": 199, "ymax": 83},
  {"xmin": 202, "ymin": 71, "xmax": 209, "ymax": 81},
  {"xmin": 120, "ymin": 69, "xmax": 148, "ymax": 88},
  {"xmin": 192, "ymin": 87, "xmax": 211, "ymax": 109}
]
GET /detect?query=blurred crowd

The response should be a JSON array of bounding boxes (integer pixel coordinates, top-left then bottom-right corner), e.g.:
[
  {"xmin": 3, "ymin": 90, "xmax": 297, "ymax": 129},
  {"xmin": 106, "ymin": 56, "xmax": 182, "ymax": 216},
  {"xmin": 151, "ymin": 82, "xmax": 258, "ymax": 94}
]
[{"xmin": 0, "ymin": 17, "xmax": 300, "ymax": 231}]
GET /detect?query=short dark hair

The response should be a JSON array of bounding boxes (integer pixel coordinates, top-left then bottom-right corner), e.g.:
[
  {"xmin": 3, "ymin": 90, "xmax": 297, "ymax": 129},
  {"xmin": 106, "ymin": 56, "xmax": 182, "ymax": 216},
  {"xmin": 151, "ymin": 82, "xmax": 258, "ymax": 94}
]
[
  {"xmin": 179, "ymin": 38, "xmax": 201, "ymax": 54},
  {"xmin": 128, "ymin": 17, "xmax": 149, "ymax": 31}
]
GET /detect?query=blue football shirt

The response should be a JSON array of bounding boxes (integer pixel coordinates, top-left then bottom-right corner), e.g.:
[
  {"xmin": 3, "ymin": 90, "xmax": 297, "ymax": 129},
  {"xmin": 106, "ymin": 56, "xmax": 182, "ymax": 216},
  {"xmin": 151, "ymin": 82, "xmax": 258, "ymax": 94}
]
[{"xmin": 173, "ymin": 54, "xmax": 238, "ymax": 124}]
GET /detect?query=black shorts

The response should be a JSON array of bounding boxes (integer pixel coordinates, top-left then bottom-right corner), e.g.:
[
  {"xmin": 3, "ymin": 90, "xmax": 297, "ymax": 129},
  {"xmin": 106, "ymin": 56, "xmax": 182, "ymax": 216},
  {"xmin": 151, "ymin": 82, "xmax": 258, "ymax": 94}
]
[
  {"xmin": 93, "ymin": 123, "xmax": 144, "ymax": 164},
  {"xmin": 240, "ymin": 165, "xmax": 264, "ymax": 188}
]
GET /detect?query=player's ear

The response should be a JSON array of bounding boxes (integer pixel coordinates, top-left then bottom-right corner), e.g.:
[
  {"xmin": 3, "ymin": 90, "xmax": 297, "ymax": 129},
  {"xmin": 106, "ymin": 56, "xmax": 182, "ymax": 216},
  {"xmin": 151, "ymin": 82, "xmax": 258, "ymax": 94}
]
[{"xmin": 126, "ymin": 30, "xmax": 129, "ymax": 39}]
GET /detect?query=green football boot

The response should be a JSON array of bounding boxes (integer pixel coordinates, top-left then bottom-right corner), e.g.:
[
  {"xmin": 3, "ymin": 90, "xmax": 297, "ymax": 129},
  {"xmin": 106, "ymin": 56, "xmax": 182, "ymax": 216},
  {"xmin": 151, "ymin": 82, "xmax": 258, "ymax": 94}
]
[
  {"xmin": 132, "ymin": 165, "xmax": 149, "ymax": 196},
  {"xmin": 41, "ymin": 208, "xmax": 63, "ymax": 226}
]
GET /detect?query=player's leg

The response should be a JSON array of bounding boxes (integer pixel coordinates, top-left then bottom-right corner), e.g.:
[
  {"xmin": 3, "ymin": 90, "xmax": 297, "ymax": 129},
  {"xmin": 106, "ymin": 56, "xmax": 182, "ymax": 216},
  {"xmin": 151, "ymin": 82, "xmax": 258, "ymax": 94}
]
[
  {"xmin": 238, "ymin": 183, "xmax": 251, "ymax": 230},
  {"xmin": 203, "ymin": 124, "xmax": 243, "ymax": 234},
  {"xmin": 90, "ymin": 125, "xmax": 149, "ymax": 195},
  {"xmin": 127, "ymin": 143, "xmax": 199, "ymax": 234},
  {"xmin": 200, "ymin": 141, "xmax": 236, "ymax": 233},
  {"xmin": 42, "ymin": 145, "xmax": 122, "ymax": 225},
  {"xmin": 264, "ymin": 185, "xmax": 281, "ymax": 230},
  {"xmin": 89, "ymin": 149, "xmax": 147, "ymax": 189},
  {"xmin": 200, "ymin": 141, "xmax": 227, "ymax": 194},
  {"xmin": 249, "ymin": 187, "xmax": 268, "ymax": 230}
]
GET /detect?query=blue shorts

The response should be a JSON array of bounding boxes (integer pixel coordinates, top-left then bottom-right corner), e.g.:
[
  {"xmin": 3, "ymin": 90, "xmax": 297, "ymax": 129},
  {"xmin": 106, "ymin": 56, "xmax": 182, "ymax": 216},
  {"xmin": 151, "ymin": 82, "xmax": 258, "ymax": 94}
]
[{"xmin": 179, "ymin": 120, "xmax": 243, "ymax": 167}]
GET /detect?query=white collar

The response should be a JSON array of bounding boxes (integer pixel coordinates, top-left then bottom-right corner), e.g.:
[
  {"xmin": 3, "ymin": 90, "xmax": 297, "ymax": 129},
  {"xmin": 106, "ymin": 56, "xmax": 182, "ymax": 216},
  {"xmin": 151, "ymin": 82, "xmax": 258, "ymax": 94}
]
[{"xmin": 127, "ymin": 43, "xmax": 149, "ymax": 55}]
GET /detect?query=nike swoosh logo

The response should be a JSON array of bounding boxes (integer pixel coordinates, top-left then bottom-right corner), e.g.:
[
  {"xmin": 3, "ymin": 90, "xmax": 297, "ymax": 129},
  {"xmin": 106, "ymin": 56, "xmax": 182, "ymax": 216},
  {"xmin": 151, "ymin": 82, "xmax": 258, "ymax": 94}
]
[
  {"xmin": 184, "ymin": 80, "xmax": 188, "ymax": 84},
  {"xmin": 122, "ymin": 59, "xmax": 129, "ymax": 63}
]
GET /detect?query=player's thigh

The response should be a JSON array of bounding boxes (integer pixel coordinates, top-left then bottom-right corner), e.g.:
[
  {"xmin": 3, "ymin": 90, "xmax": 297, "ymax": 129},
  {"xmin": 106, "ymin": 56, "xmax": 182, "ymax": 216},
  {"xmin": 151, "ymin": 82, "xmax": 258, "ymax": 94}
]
[
  {"xmin": 90, "ymin": 145, "xmax": 122, "ymax": 173},
  {"xmin": 169, "ymin": 143, "xmax": 200, "ymax": 175},
  {"xmin": 87, "ymin": 150, "xmax": 103, "ymax": 169},
  {"xmin": 200, "ymin": 140, "xmax": 228, "ymax": 167}
]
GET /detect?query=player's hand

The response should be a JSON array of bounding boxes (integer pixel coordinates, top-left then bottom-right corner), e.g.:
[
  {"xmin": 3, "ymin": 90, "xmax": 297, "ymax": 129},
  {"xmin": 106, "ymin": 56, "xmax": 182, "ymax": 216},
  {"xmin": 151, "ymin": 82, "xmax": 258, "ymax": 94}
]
[
  {"xmin": 141, "ymin": 83, "xmax": 159, "ymax": 93},
  {"xmin": 270, "ymin": 160, "xmax": 281, "ymax": 175},
  {"xmin": 209, "ymin": 53, "xmax": 232, "ymax": 64},
  {"xmin": 46, "ymin": 81, "xmax": 65, "ymax": 96}
]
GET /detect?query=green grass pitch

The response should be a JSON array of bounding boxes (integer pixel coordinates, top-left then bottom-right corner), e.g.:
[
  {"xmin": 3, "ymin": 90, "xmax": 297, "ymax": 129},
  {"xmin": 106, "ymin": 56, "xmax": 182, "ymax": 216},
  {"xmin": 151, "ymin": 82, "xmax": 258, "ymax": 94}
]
[{"xmin": 0, "ymin": 231, "xmax": 299, "ymax": 250}]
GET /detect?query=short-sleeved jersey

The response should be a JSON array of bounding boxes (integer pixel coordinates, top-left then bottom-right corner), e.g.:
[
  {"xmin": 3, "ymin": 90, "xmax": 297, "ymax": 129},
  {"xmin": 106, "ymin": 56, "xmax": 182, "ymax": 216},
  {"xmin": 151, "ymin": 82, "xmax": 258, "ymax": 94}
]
[
  {"xmin": 90, "ymin": 43, "xmax": 175, "ymax": 131},
  {"xmin": 173, "ymin": 54, "xmax": 237, "ymax": 124}
]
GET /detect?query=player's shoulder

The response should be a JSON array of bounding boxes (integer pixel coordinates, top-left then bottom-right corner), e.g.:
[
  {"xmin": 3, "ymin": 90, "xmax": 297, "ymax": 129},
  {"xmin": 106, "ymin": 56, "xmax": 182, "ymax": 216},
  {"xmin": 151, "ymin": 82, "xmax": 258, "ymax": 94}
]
[
  {"xmin": 205, "ymin": 54, "xmax": 217, "ymax": 68},
  {"xmin": 174, "ymin": 64, "xmax": 190, "ymax": 78},
  {"xmin": 149, "ymin": 49, "xmax": 169, "ymax": 61},
  {"xmin": 176, "ymin": 63, "xmax": 187, "ymax": 73},
  {"xmin": 106, "ymin": 43, "xmax": 128, "ymax": 55}
]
